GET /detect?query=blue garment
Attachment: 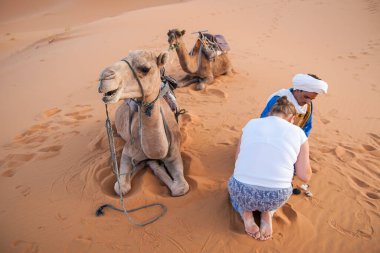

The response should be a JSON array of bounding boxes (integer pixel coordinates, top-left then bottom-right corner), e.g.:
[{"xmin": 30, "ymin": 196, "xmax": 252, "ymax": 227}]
[{"xmin": 260, "ymin": 89, "xmax": 313, "ymax": 137}]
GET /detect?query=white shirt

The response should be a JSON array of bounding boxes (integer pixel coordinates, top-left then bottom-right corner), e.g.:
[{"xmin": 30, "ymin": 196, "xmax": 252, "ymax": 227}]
[{"xmin": 233, "ymin": 116, "xmax": 307, "ymax": 188}]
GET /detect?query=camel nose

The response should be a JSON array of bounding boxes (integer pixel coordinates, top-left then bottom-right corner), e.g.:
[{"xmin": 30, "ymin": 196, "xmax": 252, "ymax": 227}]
[{"xmin": 98, "ymin": 80, "xmax": 107, "ymax": 93}]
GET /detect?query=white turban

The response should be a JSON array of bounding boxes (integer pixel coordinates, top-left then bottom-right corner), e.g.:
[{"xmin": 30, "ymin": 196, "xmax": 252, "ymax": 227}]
[{"xmin": 292, "ymin": 74, "xmax": 328, "ymax": 94}]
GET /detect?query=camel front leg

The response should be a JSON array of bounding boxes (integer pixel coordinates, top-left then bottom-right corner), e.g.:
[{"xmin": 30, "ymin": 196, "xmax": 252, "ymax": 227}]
[
  {"xmin": 163, "ymin": 153, "xmax": 189, "ymax": 196},
  {"xmin": 180, "ymin": 76, "xmax": 200, "ymax": 87},
  {"xmin": 147, "ymin": 160, "xmax": 174, "ymax": 189},
  {"xmin": 114, "ymin": 146, "xmax": 134, "ymax": 196},
  {"xmin": 196, "ymin": 75, "xmax": 214, "ymax": 90}
]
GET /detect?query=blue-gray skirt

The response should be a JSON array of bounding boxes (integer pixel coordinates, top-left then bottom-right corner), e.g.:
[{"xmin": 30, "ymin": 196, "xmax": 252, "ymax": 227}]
[{"xmin": 228, "ymin": 176, "xmax": 292, "ymax": 214}]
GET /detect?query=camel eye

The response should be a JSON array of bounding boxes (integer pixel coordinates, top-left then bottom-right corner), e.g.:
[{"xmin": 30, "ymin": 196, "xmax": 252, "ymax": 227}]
[{"xmin": 138, "ymin": 66, "xmax": 151, "ymax": 75}]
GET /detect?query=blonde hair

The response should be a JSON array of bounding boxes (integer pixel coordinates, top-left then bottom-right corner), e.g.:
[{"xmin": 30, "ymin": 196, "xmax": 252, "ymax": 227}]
[{"xmin": 269, "ymin": 96, "xmax": 296, "ymax": 116}]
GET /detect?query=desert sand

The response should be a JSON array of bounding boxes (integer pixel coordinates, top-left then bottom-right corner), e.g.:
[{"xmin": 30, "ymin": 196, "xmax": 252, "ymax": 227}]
[{"xmin": 0, "ymin": 0, "xmax": 379, "ymax": 252}]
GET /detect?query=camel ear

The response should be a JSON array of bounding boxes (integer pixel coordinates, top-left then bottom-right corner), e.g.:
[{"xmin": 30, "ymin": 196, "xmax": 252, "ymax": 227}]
[
  {"xmin": 157, "ymin": 52, "xmax": 169, "ymax": 67},
  {"xmin": 181, "ymin": 30, "xmax": 186, "ymax": 35}
]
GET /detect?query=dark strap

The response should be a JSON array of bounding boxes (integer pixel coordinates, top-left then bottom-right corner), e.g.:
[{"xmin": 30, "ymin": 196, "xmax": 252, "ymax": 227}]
[{"xmin": 121, "ymin": 59, "xmax": 145, "ymax": 100}]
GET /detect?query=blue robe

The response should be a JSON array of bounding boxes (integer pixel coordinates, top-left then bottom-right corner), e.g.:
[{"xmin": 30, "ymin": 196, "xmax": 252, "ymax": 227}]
[{"xmin": 260, "ymin": 89, "xmax": 313, "ymax": 137}]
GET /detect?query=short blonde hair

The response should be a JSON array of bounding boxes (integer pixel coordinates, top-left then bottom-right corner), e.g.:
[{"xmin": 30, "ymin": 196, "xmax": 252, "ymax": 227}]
[{"xmin": 269, "ymin": 96, "xmax": 296, "ymax": 116}]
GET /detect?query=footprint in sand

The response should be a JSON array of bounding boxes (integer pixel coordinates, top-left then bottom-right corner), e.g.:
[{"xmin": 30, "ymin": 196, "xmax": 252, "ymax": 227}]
[
  {"xmin": 347, "ymin": 54, "xmax": 358, "ymax": 60},
  {"xmin": 1, "ymin": 169, "xmax": 16, "ymax": 177},
  {"xmin": 366, "ymin": 192, "xmax": 379, "ymax": 200},
  {"xmin": 55, "ymin": 212, "xmax": 68, "ymax": 221},
  {"xmin": 334, "ymin": 145, "xmax": 356, "ymax": 162},
  {"xmin": 357, "ymin": 159, "xmax": 380, "ymax": 179},
  {"xmin": 320, "ymin": 117, "xmax": 330, "ymax": 124},
  {"xmin": 56, "ymin": 105, "xmax": 93, "ymax": 126},
  {"xmin": 367, "ymin": 132, "xmax": 380, "ymax": 146},
  {"xmin": 207, "ymin": 88, "xmax": 228, "ymax": 99},
  {"xmin": 12, "ymin": 240, "xmax": 39, "ymax": 253},
  {"xmin": 35, "ymin": 145, "xmax": 63, "ymax": 160},
  {"xmin": 64, "ymin": 110, "xmax": 93, "ymax": 121},
  {"xmin": 366, "ymin": 0, "xmax": 379, "ymax": 14},
  {"xmin": 14, "ymin": 123, "xmax": 50, "ymax": 147},
  {"xmin": 66, "ymin": 236, "xmax": 93, "ymax": 253},
  {"xmin": 42, "ymin": 107, "xmax": 62, "ymax": 119},
  {"xmin": 274, "ymin": 203, "xmax": 297, "ymax": 226},
  {"xmin": 15, "ymin": 185, "xmax": 31, "ymax": 197},
  {"xmin": 0, "ymin": 153, "xmax": 36, "ymax": 176},
  {"xmin": 361, "ymin": 144, "xmax": 376, "ymax": 151},
  {"xmin": 349, "ymin": 175, "xmax": 370, "ymax": 188}
]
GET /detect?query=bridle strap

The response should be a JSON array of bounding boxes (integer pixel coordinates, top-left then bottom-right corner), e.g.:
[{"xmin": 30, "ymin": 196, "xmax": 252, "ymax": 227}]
[
  {"xmin": 121, "ymin": 59, "xmax": 163, "ymax": 117},
  {"xmin": 121, "ymin": 59, "xmax": 145, "ymax": 101}
]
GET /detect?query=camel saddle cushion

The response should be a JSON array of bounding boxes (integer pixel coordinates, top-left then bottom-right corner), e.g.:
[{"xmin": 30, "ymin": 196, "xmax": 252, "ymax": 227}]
[{"xmin": 201, "ymin": 33, "xmax": 231, "ymax": 60}]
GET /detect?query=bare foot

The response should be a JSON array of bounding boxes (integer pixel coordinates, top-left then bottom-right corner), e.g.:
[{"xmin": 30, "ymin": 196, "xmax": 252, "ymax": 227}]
[
  {"xmin": 242, "ymin": 211, "xmax": 260, "ymax": 239},
  {"xmin": 259, "ymin": 211, "xmax": 273, "ymax": 240}
]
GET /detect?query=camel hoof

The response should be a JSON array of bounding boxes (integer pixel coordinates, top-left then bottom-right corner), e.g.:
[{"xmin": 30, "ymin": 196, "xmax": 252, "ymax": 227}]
[
  {"xmin": 114, "ymin": 181, "xmax": 131, "ymax": 196},
  {"xmin": 195, "ymin": 83, "xmax": 205, "ymax": 90},
  {"xmin": 170, "ymin": 180, "xmax": 190, "ymax": 196}
]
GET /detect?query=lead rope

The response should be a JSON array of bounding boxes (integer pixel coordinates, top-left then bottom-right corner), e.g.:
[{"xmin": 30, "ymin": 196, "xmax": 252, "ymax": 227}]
[{"xmin": 95, "ymin": 104, "xmax": 167, "ymax": 227}]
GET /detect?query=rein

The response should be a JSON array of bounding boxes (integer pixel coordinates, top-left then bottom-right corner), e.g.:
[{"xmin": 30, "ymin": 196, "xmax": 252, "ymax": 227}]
[
  {"xmin": 95, "ymin": 59, "xmax": 172, "ymax": 226},
  {"xmin": 169, "ymin": 42, "xmax": 179, "ymax": 51},
  {"xmin": 121, "ymin": 59, "xmax": 161, "ymax": 117},
  {"xmin": 95, "ymin": 104, "xmax": 167, "ymax": 226}
]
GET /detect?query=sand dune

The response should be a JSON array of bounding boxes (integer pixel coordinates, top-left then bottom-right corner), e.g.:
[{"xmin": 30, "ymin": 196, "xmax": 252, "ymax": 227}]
[{"xmin": 0, "ymin": 0, "xmax": 379, "ymax": 252}]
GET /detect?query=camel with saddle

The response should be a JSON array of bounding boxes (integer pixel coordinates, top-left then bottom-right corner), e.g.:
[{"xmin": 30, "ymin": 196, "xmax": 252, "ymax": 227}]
[
  {"xmin": 167, "ymin": 29, "xmax": 234, "ymax": 90},
  {"xmin": 98, "ymin": 50, "xmax": 189, "ymax": 197}
]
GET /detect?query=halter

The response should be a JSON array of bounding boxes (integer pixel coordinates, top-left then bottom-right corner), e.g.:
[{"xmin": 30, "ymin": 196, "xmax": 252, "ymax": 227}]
[
  {"xmin": 121, "ymin": 59, "xmax": 160, "ymax": 117},
  {"xmin": 95, "ymin": 59, "xmax": 171, "ymax": 225},
  {"xmin": 168, "ymin": 33, "xmax": 180, "ymax": 51},
  {"xmin": 168, "ymin": 41, "xmax": 180, "ymax": 50}
]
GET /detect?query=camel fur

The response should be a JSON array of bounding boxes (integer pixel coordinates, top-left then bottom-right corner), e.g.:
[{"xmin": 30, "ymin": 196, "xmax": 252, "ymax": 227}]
[
  {"xmin": 167, "ymin": 29, "xmax": 234, "ymax": 90},
  {"xmin": 98, "ymin": 50, "xmax": 189, "ymax": 197}
]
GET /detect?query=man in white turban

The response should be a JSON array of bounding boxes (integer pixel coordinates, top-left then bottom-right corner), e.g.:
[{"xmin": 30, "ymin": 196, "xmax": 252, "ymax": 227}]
[{"xmin": 260, "ymin": 73, "xmax": 328, "ymax": 136}]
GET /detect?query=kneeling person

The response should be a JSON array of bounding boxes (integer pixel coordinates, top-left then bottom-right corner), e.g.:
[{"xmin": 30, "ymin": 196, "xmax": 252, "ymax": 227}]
[{"xmin": 228, "ymin": 96, "xmax": 312, "ymax": 240}]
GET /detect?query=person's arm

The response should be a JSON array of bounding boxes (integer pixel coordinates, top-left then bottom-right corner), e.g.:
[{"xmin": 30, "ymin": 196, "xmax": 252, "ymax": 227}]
[
  {"xmin": 260, "ymin": 96, "xmax": 280, "ymax": 118},
  {"xmin": 294, "ymin": 140, "xmax": 312, "ymax": 182}
]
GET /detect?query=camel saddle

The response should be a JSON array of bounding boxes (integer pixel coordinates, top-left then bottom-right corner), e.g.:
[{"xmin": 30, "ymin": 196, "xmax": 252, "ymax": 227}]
[{"xmin": 192, "ymin": 33, "xmax": 231, "ymax": 61}]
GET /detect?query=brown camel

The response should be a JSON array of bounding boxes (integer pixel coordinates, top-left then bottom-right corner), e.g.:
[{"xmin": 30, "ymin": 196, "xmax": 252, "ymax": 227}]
[
  {"xmin": 98, "ymin": 50, "xmax": 189, "ymax": 197},
  {"xmin": 167, "ymin": 29, "xmax": 234, "ymax": 90}
]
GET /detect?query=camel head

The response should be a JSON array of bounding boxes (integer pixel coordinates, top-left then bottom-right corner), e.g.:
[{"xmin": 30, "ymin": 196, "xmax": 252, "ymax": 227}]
[
  {"xmin": 167, "ymin": 29, "xmax": 185, "ymax": 50},
  {"xmin": 98, "ymin": 50, "xmax": 169, "ymax": 104}
]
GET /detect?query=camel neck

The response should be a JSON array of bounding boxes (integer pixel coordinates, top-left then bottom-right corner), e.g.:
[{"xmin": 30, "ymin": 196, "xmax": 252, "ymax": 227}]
[
  {"xmin": 139, "ymin": 100, "xmax": 169, "ymax": 159},
  {"xmin": 175, "ymin": 39, "xmax": 197, "ymax": 73}
]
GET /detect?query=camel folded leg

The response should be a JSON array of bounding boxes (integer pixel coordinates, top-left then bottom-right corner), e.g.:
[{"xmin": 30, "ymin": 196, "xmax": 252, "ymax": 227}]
[
  {"xmin": 163, "ymin": 153, "xmax": 189, "ymax": 196},
  {"xmin": 196, "ymin": 75, "xmax": 214, "ymax": 90},
  {"xmin": 147, "ymin": 160, "xmax": 174, "ymax": 190},
  {"xmin": 178, "ymin": 76, "xmax": 200, "ymax": 88},
  {"xmin": 114, "ymin": 146, "xmax": 144, "ymax": 196}
]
